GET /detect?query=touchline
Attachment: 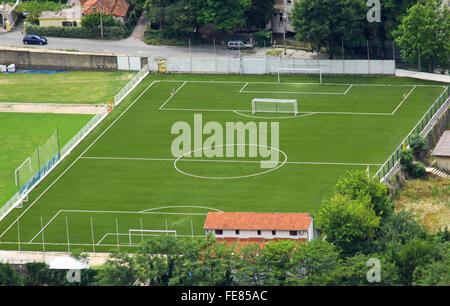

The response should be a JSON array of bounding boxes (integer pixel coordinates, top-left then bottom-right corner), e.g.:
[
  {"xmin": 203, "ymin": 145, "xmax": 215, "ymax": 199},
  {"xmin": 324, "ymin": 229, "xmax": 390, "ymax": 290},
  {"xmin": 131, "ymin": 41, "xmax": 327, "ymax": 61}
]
[{"xmin": 170, "ymin": 114, "xmax": 280, "ymax": 169}]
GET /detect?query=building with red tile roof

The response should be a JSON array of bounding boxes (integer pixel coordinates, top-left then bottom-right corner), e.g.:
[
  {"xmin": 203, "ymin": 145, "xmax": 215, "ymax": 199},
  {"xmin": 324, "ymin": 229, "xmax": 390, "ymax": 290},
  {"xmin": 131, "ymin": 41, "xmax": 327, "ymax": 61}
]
[
  {"xmin": 82, "ymin": 0, "xmax": 130, "ymax": 23},
  {"xmin": 204, "ymin": 212, "xmax": 315, "ymax": 242}
]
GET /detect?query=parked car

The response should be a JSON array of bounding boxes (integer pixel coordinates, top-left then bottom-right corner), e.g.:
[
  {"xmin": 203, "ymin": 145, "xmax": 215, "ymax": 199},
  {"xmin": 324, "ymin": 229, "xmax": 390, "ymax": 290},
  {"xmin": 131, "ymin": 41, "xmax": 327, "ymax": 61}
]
[
  {"xmin": 227, "ymin": 40, "xmax": 254, "ymax": 50},
  {"xmin": 23, "ymin": 35, "xmax": 47, "ymax": 45}
]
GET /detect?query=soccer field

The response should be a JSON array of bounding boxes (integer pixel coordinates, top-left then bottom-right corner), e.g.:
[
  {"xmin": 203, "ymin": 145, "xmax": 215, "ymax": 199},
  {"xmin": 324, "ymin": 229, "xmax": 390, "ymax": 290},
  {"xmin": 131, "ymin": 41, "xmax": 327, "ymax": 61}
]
[{"xmin": 0, "ymin": 73, "xmax": 447, "ymax": 252}]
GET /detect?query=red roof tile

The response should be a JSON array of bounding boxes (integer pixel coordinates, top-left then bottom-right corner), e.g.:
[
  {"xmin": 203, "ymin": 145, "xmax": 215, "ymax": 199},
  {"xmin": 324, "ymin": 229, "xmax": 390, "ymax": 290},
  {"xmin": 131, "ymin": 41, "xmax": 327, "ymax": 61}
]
[
  {"xmin": 204, "ymin": 212, "xmax": 313, "ymax": 231},
  {"xmin": 83, "ymin": 0, "xmax": 129, "ymax": 18}
]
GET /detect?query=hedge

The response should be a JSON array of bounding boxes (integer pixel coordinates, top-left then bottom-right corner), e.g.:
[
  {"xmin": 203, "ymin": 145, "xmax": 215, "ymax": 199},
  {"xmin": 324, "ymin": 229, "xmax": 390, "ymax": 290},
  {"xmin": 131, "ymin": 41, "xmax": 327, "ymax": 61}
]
[{"xmin": 25, "ymin": 24, "xmax": 127, "ymax": 40}]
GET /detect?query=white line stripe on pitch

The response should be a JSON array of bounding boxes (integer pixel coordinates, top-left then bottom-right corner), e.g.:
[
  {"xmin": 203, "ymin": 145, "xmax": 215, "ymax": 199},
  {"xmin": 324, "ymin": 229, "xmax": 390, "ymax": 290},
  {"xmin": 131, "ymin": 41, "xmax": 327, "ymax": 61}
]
[
  {"xmin": 159, "ymin": 81, "xmax": 187, "ymax": 110},
  {"xmin": 80, "ymin": 156, "xmax": 383, "ymax": 166},
  {"xmin": 391, "ymin": 85, "xmax": 416, "ymax": 115}
]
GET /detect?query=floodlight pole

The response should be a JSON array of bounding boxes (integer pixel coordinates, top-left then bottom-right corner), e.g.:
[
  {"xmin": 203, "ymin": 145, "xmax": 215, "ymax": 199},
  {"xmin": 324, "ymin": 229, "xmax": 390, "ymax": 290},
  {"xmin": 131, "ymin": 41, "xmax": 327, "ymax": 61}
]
[{"xmin": 283, "ymin": 14, "xmax": 287, "ymax": 56}]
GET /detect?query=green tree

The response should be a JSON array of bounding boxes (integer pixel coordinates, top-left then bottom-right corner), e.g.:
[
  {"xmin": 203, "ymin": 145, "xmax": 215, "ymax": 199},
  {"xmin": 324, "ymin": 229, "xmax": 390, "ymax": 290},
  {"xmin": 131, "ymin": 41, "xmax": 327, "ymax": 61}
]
[
  {"xmin": 244, "ymin": 0, "xmax": 274, "ymax": 29},
  {"xmin": 0, "ymin": 263, "xmax": 22, "ymax": 286},
  {"xmin": 95, "ymin": 252, "xmax": 137, "ymax": 286},
  {"xmin": 194, "ymin": 0, "xmax": 252, "ymax": 31},
  {"xmin": 291, "ymin": 0, "xmax": 366, "ymax": 58},
  {"xmin": 288, "ymin": 240, "xmax": 342, "ymax": 285},
  {"xmin": 316, "ymin": 194, "xmax": 380, "ymax": 256},
  {"xmin": 391, "ymin": 238, "xmax": 438, "ymax": 285},
  {"xmin": 334, "ymin": 170, "xmax": 393, "ymax": 217},
  {"xmin": 409, "ymin": 134, "xmax": 429, "ymax": 161},
  {"xmin": 81, "ymin": 12, "xmax": 118, "ymax": 28},
  {"xmin": 327, "ymin": 253, "xmax": 401, "ymax": 286},
  {"xmin": 393, "ymin": 0, "xmax": 450, "ymax": 72}
]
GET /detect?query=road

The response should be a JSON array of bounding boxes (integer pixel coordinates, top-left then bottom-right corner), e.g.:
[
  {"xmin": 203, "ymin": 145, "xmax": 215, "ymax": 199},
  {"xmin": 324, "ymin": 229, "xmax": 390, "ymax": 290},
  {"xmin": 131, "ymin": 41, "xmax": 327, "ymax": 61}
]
[{"xmin": 0, "ymin": 18, "xmax": 267, "ymax": 58}]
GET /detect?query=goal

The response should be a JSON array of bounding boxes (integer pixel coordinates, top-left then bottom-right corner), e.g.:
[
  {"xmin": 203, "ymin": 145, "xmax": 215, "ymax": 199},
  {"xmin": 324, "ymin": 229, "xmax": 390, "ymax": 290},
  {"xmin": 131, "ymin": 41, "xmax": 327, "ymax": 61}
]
[
  {"xmin": 277, "ymin": 68, "xmax": 322, "ymax": 84},
  {"xmin": 252, "ymin": 98, "xmax": 298, "ymax": 115}
]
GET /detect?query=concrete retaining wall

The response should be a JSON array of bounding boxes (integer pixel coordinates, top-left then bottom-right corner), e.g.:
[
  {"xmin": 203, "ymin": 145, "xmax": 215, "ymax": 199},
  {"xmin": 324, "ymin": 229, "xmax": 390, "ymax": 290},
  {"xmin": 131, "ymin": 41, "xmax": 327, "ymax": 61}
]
[{"xmin": 0, "ymin": 47, "xmax": 147, "ymax": 71}]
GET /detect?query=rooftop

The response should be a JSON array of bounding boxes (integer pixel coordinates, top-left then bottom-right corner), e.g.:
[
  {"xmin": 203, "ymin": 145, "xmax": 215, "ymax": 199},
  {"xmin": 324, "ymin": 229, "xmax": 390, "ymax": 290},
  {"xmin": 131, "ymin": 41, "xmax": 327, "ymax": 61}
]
[
  {"xmin": 39, "ymin": 8, "xmax": 82, "ymax": 20},
  {"xmin": 204, "ymin": 212, "xmax": 313, "ymax": 231},
  {"xmin": 432, "ymin": 130, "xmax": 450, "ymax": 157},
  {"xmin": 83, "ymin": 0, "xmax": 130, "ymax": 18}
]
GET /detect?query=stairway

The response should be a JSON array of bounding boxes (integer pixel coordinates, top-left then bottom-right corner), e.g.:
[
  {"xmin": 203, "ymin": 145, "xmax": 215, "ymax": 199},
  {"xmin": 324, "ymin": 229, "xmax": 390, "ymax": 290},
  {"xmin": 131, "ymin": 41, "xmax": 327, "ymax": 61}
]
[{"xmin": 425, "ymin": 167, "xmax": 450, "ymax": 179}]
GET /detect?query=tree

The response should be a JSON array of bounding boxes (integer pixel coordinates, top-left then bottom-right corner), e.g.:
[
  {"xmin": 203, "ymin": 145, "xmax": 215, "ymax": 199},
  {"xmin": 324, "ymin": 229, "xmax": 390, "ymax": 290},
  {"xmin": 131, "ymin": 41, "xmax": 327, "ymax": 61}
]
[
  {"xmin": 400, "ymin": 148, "xmax": 427, "ymax": 179},
  {"xmin": 413, "ymin": 242, "xmax": 450, "ymax": 285},
  {"xmin": 393, "ymin": 0, "xmax": 450, "ymax": 72},
  {"xmin": 95, "ymin": 252, "xmax": 137, "ymax": 286},
  {"xmin": 409, "ymin": 133, "xmax": 429, "ymax": 161},
  {"xmin": 290, "ymin": 0, "xmax": 366, "ymax": 58},
  {"xmin": 81, "ymin": 12, "xmax": 118, "ymax": 28},
  {"xmin": 0, "ymin": 263, "xmax": 22, "ymax": 286},
  {"xmin": 194, "ymin": 0, "xmax": 252, "ymax": 31},
  {"xmin": 391, "ymin": 238, "xmax": 438, "ymax": 285},
  {"xmin": 327, "ymin": 253, "xmax": 401, "ymax": 286},
  {"xmin": 244, "ymin": 0, "xmax": 274, "ymax": 29},
  {"xmin": 316, "ymin": 194, "xmax": 380, "ymax": 256},
  {"xmin": 334, "ymin": 170, "xmax": 393, "ymax": 217},
  {"xmin": 288, "ymin": 240, "xmax": 342, "ymax": 285}
]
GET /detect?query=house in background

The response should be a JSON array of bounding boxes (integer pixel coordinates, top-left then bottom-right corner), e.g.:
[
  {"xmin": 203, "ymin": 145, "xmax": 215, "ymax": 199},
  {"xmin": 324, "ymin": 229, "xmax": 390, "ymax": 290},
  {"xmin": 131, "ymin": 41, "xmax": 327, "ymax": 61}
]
[
  {"xmin": 39, "ymin": 7, "xmax": 83, "ymax": 28},
  {"xmin": 204, "ymin": 212, "xmax": 315, "ymax": 243},
  {"xmin": 82, "ymin": 0, "xmax": 130, "ymax": 24},
  {"xmin": 267, "ymin": 0, "xmax": 298, "ymax": 34},
  {"xmin": 431, "ymin": 130, "xmax": 450, "ymax": 172}
]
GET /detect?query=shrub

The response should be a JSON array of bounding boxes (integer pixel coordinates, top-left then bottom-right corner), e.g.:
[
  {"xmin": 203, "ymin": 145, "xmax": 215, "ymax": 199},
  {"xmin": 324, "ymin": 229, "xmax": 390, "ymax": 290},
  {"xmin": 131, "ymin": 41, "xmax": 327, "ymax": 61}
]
[
  {"xmin": 409, "ymin": 134, "xmax": 428, "ymax": 160},
  {"xmin": 25, "ymin": 24, "xmax": 126, "ymax": 40},
  {"xmin": 254, "ymin": 29, "xmax": 271, "ymax": 47}
]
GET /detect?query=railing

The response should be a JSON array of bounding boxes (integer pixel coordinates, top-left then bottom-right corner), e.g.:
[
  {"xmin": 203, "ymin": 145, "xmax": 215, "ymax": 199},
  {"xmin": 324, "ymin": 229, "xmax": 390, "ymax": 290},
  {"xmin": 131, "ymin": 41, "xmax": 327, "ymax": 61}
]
[
  {"xmin": 374, "ymin": 86, "xmax": 450, "ymax": 182},
  {"xmin": 114, "ymin": 63, "xmax": 150, "ymax": 106},
  {"xmin": 0, "ymin": 105, "xmax": 108, "ymax": 222}
]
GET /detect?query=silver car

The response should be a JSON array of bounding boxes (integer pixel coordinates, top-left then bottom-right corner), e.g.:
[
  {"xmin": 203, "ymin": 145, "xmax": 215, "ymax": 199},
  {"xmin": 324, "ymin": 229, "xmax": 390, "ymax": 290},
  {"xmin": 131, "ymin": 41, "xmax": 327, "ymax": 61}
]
[{"xmin": 227, "ymin": 40, "xmax": 254, "ymax": 50}]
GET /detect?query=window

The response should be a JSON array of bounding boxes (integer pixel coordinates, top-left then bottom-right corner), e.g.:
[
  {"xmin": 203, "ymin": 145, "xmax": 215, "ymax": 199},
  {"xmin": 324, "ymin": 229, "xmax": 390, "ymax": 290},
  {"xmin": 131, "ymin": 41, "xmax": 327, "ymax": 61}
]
[
  {"xmin": 62, "ymin": 21, "xmax": 76, "ymax": 27},
  {"xmin": 215, "ymin": 230, "xmax": 223, "ymax": 235},
  {"xmin": 257, "ymin": 230, "xmax": 262, "ymax": 235},
  {"xmin": 272, "ymin": 230, "xmax": 276, "ymax": 235},
  {"xmin": 235, "ymin": 230, "xmax": 240, "ymax": 235},
  {"xmin": 289, "ymin": 231, "xmax": 298, "ymax": 236}
]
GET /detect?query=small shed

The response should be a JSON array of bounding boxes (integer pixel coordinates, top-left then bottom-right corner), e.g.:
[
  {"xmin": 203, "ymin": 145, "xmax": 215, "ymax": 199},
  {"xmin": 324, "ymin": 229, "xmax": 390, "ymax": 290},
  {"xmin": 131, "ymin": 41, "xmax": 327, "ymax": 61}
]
[{"xmin": 432, "ymin": 130, "xmax": 450, "ymax": 172}]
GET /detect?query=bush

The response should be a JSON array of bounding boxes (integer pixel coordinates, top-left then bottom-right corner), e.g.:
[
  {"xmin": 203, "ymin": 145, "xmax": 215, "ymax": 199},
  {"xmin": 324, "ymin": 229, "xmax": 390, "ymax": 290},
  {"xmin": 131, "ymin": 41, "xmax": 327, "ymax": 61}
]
[
  {"xmin": 25, "ymin": 24, "xmax": 126, "ymax": 40},
  {"xmin": 399, "ymin": 148, "xmax": 414, "ymax": 173},
  {"xmin": 254, "ymin": 29, "xmax": 271, "ymax": 47},
  {"xmin": 409, "ymin": 134, "xmax": 428, "ymax": 160},
  {"xmin": 81, "ymin": 12, "xmax": 118, "ymax": 28},
  {"xmin": 410, "ymin": 161, "xmax": 427, "ymax": 179}
]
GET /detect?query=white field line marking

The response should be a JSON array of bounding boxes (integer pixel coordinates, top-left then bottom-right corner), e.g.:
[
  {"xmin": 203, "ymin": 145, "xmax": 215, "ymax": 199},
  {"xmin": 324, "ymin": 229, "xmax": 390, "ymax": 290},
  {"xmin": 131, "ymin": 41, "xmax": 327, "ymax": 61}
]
[
  {"xmin": 140, "ymin": 205, "xmax": 223, "ymax": 213},
  {"xmin": 240, "ymin": 90, "xmax": 347, "ymax": 95},
  {"xmin": 391, "ymin": 85, "xmax": 416, "ymax": 115},
  {"xmin": 159, "ymin": 81, "xmax": 187, "ymax": 110},
  {"xmin": 233, "ymin": 110, "xmax": 316, "ymax": 119},
  {"xmin": 80, "ymin": 156, "xmax": 382, "ymax": 166},
  {"xmin": 159, "ymin": 107, "xmax": 392, "ymax": 116},
  {"xmin": 0, "ymin": 81, "xmax": 159, "ymax": 241},
  {"xmin": 28, "ymin": 207, "xmax": 212, "ymax": 243},
  {"xmin": 344, "ymin": 84, "xmax": 353, "ymax": 95},
  {"xmin": 239, "ymin": 82, "xmax": 249, "ymax": 92},
  {"xmin": 97, "ymin": 233, "xmax": 206, "ymax": 246},
  {"xmin": 155, "ymin": 80, "xmax": 445, "ymax": 87}
]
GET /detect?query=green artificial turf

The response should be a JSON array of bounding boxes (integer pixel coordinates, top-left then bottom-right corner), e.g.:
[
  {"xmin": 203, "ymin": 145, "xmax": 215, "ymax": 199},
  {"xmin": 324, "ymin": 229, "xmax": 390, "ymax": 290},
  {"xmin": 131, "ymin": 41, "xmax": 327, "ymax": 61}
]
[
  {"xmin": 0, "ymin": 113, "xmax": 94, "ymax": 204},
  {"xmin": 0, "ymin": 73, "xmax": 447, "ymax": 252},
  {"xmin": 0, "ymin": 71, "xmax": 135, "ymax": 104}
]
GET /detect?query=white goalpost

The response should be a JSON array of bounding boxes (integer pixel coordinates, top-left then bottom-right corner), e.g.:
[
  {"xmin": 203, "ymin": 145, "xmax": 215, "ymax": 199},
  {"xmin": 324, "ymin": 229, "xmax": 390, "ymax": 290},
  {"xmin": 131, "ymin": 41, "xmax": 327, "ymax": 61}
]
[
  {"xmin": 252, "ymin": 98, "xmax": 298, "ymax": 115},
  {"xmin": 277, "ymin": 68, "xmax": 322, "ymax": 84},
  {"xmin": 128, "ymin": 229, "xmax": 177, "ymax": 245}
]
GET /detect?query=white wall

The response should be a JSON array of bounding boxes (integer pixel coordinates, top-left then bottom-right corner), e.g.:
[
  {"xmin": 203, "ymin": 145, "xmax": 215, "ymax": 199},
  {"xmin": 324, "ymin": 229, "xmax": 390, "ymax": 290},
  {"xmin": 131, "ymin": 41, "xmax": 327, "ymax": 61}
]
[
  {"xmin": 206, "ymin": 228, "xmax": 311, "ymax": 240},
  {"xmin": 148, "ymin": 56, "xmax": 395, "ymax": 75}
]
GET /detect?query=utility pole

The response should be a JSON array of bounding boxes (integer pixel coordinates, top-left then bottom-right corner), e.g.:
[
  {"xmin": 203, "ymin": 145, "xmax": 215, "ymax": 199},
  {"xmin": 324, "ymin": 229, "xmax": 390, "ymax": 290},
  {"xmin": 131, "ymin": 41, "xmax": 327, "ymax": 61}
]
[
  {"xmin": 283, "ymin": 14, "xmax": 287, "ymax": 55},
  {"xmin": 99, "ymin": 0, "xmax": 104, "ymax": 38}
]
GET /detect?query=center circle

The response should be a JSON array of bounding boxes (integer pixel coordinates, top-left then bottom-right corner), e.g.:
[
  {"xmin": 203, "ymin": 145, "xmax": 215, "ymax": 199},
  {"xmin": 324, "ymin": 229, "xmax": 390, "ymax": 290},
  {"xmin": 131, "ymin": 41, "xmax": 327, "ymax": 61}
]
[{"xmin": 173, "ymin": 144, "xmax": 287, "ymax": 179}]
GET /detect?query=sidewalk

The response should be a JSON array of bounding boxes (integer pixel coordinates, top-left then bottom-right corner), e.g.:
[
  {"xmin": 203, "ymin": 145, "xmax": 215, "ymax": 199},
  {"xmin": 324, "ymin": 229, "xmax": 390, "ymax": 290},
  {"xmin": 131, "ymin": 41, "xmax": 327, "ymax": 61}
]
[{"xmin": 395, "ymin": 69, "xmax": 450, "ymax": 83}]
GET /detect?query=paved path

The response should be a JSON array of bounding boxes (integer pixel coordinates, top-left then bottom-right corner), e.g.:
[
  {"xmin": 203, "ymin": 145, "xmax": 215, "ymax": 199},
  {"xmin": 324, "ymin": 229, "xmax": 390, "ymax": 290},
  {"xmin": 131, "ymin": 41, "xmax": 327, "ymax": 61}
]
[
  {"xmin": 395, "ymin": 69, "xmax": 450, "ymax": 83},
  {"xmin": 0, "ymin": 250, "xmax": 109, "ymax": 267},
  {"xmin": 0, "ymin": 102, "xmax": 106, "ymax": 114}
]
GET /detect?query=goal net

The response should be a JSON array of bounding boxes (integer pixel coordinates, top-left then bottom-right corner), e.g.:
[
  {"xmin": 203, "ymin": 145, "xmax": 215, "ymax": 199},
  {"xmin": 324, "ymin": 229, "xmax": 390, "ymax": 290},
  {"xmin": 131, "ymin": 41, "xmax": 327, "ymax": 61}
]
[
  {"xmin": 252, "ymin": 98, "xmax": 298, "ymax": 115},
  {"xmin": 277, "ymin": 68, "xmax": 322, "ymax": 84}
]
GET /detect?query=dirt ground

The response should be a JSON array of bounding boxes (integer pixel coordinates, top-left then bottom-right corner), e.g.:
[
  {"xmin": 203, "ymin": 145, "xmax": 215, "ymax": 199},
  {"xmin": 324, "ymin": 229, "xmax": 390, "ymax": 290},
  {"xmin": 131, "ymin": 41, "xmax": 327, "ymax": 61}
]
[{"xmin": 0, "ymin": 103, "xmax": 106, "ymax": 114}]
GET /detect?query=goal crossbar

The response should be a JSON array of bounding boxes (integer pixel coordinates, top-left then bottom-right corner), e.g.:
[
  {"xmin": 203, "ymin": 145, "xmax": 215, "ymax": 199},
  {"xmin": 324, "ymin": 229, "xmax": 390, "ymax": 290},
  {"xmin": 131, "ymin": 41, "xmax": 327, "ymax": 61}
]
[{"xmin": 277, "ymin": 68, "xmax": 322, "ymax": 84}]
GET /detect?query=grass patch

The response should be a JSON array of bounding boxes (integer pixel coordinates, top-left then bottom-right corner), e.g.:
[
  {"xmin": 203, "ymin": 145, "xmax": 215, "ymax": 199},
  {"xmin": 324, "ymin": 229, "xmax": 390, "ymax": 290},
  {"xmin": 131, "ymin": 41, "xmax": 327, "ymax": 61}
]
[
  {"xmin": 0, "ymin": 71, "xmax": 135, "ymax": 104},
  {"xmin": 393, "ymin": 176, "xmax": 450, "ymax": 232},
  {"xmin": 0, "ymin": 113, "xmax": 94, "ymax": 204}
]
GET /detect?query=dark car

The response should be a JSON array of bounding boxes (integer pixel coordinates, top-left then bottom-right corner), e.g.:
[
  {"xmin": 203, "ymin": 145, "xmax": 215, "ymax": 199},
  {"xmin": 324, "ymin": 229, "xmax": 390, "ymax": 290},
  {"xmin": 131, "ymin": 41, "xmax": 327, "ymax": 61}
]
[{"xmin": 23, "ymin": 35, "xmax": 47, "ymax": 45}]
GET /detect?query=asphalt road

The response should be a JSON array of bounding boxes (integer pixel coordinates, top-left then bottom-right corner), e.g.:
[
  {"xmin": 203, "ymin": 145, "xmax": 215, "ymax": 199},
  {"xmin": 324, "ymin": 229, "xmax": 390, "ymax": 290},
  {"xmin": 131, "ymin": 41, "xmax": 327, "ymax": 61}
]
[{"xmin": 0, "ymin": 20, "xmax": 267, "ymax": 58}]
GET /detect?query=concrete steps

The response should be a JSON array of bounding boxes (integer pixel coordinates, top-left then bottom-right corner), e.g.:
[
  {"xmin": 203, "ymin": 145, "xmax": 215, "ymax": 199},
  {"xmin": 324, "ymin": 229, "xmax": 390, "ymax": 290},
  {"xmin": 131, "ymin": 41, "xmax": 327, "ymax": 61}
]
[{"xmin": 425, "ymin": 167, "xmax": 450, "ymax": 179}]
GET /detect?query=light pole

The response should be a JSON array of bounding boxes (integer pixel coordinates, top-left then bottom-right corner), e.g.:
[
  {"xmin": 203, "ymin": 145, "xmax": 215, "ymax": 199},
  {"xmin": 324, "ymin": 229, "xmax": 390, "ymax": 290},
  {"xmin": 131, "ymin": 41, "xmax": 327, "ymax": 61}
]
[
  {"xmin": 283, "ymin": 14, "xmax": 287, "ymax": 55},
  {"xmin": 99, "ymin": 0, "xmax": 103, "ymax": 38}
]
